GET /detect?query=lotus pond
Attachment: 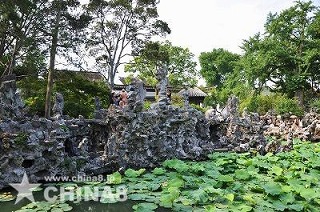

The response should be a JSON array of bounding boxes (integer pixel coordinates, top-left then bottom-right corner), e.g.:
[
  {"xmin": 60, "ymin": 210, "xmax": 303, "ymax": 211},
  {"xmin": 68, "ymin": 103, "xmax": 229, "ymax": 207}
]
[{"xmin": 1, "ymin": 139, "xmax": 320, "ymax": 211}]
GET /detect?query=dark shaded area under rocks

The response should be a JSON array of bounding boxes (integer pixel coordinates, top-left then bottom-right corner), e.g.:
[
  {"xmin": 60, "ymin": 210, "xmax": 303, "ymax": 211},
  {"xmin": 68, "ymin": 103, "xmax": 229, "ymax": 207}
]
[{"xmin": 0, "ymin": 74, "xmax": 319, "ymax": 189}]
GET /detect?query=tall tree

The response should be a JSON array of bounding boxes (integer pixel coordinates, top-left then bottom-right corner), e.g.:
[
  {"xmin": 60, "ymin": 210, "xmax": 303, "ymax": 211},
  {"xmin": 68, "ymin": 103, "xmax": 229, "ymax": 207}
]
[
  {"xmin": 86, "ymin": 0, "xmax": 170, "ymax": 89},
  {"xmin": 43, "ymin": 0, "xmax": 91, "ymax": 118},
  {"xmin": 0, "ymin": 0, "xmax": 47, "ymax": 76},
  {"xmin": 125, "ymin": 41, "xmax": 198, "ymax": 87},
  {"xmin": 199, "ymin": 48, "xmax": 240, "ymax": 88},
  {"xmin": 241, "ymin": 1, "xmax": 320, "ymax": 106}
]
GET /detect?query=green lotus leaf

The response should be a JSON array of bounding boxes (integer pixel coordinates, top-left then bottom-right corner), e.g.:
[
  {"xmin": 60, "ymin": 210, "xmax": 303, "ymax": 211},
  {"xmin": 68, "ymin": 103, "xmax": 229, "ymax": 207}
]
[
  {"xmin": 172, "ymin": 203, "xmax": 193, "ymax": 212},
  {"xmin": 51, "ymin": 208, "xmax": 64, "ymax": 212},
  {"xmin": 107, "ymin": 171, "xmax": 122, "ymax": 184},
  {"xmin": 268, "ymin": 166, "xmax": 283, "ymax": 176},
  {"xmin": 163, "ymin": 159, "xmax": 189, "ymax": 173},
  {"xmin": 128, "ymin": 193, "xmax": 151, "ymax": 201},
  {"xmin": 299, "ymin": 188, "xmax": 319, "ymax": 201},
  {"xmin": 0, "ymin": 192, "xmax": 15, "ymax": 202},
  {"xmin": 287, "ymin": 203, "xmax": 304, "ymax": 211},
  {"xmin": 152, "ymin": 168, "xmax": 166, "ymax": 175},
  {"xmin": 124, "ymin": 168, "xmax": 146, "ymax": 178},
  {"xmin": 262, "ymin": 182, "xmax": 282, "ymax": 195},
  {"xmin": 225, "ymin": 193, "xmax": 234, "ymax": 202},
  {"xmin": 217, "ymin": 174, "xmax": 234, "ymax": 182},
  {"xmin": 188, "ymin": 189, "xmax": 209, "ymax": 204},
  {"xmin": 57, "ymin": 203, "xmax": 73, "ymax": 211},
  {"xmin": 29, "ymin": 186, "xmax": 43, "ymax": 192},
  {"xmin": 132, "ymin": 202, "xmax": 158, "ymax": 212},
  {"xmin": 235, "ymin": 169, "xmax": 251, "ymax": 180}
]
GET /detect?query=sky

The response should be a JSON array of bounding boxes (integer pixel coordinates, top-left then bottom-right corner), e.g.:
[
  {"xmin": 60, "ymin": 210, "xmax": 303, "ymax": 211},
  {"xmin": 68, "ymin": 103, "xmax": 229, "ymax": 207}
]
[{"xmin": 157, "ymin": 0, "xmax": 320, "ymax": 56}]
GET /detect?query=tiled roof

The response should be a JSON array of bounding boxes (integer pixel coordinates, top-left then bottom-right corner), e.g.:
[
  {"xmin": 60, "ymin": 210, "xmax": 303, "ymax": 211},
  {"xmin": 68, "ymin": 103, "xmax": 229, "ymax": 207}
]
[{"xmin": 178, "ymin": 87, "xmax": 208, "ymax": 97}]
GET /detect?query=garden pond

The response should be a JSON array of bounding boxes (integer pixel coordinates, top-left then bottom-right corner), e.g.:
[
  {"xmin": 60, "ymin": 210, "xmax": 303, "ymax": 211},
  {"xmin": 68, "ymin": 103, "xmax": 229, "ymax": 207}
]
[{"xmin": 1, "ymin": 139, "xmax": 320, "ymax": 212}]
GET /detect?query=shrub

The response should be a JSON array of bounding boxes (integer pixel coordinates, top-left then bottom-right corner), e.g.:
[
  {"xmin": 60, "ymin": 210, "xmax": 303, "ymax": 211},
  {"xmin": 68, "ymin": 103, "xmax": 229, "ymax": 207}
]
[
  {"xmin": 239, "ymin": 93, "xmax": 303, "ymax": 116},
  {"xmin": 18, "ymin": 73, "xmax": 110, "ymax": 118},
  {"xmin": 309, "ymin": 98, "xmax": 320, "ymax": 112},
  {"xmin": 143, "ymin": 101, "xmax": 152, "ymax": 110},
  {"xmin": 171, "ymin": 93, "xmax": 183, "ymax": 107},
  {"xmin": 190, "ymin": 103, "xmax": 206, "ymax": 113},
  {"xmin": 274, "ymin": 96, "xmax": 303, "ymax": 116}
]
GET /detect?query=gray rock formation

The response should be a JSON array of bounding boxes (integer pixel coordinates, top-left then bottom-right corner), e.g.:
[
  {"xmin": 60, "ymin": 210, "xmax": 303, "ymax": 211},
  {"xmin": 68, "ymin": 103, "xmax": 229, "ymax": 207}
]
[
  {"xmin": 104, "ymin": 106, "xmax": 215, "ymax": 169},
  {"xmin": 0, "ymin": 75, "xmax": 25, "ymax": 120},
  {"xmin": 182, "ymin": 88, "xmax": 189, "ymax": 108},
  {"xmin": 52, "ymin": 92, "xmax": 64, "ymax": 120},
  {"xmin": 125, "ymin": 78, "xmax": 145, "ymax": 112},
  {"xmin": 205, "ymin": 96, "xmax": 266, "ymax": 153},
  {"xmin": 155, "ymin": 65, "xmax": 169, "ymax": 107},
  {"xmin": 0, "ymin": 78, "xmax": 216, "ymax": 189},
  {"xmin": 5, "ymin": 77, "xmax": 316, "ymax": 190}
]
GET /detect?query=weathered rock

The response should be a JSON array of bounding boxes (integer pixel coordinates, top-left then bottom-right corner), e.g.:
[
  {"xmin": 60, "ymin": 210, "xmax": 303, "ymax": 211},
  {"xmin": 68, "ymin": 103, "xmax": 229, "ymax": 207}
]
[
  {"xmin": 2, "ymin": 76, "xmax": 319, "ymax": 190},
  {"xmin": 0, "ymin": 75, "xmax": 25, "ymax": 120},
  {"xmin": 155, "ymin": 65, "xmax": 169, "ymax": 107},
  {"xmin": 52, "ymin": 92, "xmax": 64, "ymax": 120},
  {"xmin": 205, "ymin": 96, "xmax": 267, "ymax": 153}
]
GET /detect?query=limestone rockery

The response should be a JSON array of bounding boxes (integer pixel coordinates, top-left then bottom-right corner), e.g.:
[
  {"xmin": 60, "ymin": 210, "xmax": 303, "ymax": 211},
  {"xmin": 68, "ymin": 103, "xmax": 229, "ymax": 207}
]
[{"xmin": 0, "ymin": 74, "xmax": 277, "ymax": 189}]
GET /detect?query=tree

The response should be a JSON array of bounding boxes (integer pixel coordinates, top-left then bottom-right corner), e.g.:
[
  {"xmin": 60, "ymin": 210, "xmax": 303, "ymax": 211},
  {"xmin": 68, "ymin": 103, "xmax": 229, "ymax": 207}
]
[
  {"xmin": 125, "ymin": 41, "xmax": 198, "ymax": 87},
  {"xmin": 18, "ymin": 72, "xmax": 110, "ymax": 118},
  {"xmin": 43, "ymin": 0, "xmax": 91, "ymax": 118},
  {"xmin": 199, "ymin": 48, "xmax": 240, "ymax": 88},
  {"xmin": 241, "ymin": 1, "xmax": 320, "ymax": 106},
  {"xmin": 0, "ymin": 0, "xmax": 48, "ymax": 76},
  {"xmin": 86, "ymin": 0, "xmax": 170, "ymax": 89}
]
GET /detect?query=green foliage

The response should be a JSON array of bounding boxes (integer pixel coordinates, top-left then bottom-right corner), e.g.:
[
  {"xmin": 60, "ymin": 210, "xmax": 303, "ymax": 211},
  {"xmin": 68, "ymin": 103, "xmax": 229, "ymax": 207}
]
[
  {"xmin": 0, "ymin": 192, "xmax": 15, "ymax": 202},
  {"xmin": 0, "ymin": 0, "xmax": 47, "ymax": 76},
  {"xmin": 274, "ymin": 96, "xmax": 304, "ymax": 116},
  {"xmin": 210, "ymin": 66, "xmax": 254, "ymax": 106},
  {"xmin": 240, "ymin": 93, "xmax": 304, "ymax": 116},
  {"xmin": 203, "ymin": 87, "xmax": 219, "ymax": 107},
  {"xmin": 13, "ymin": 132, "xmax": 28, "ymax": 146},
  {"xmin": 125, "ymin": 41, "xmax": 198, "ymax": 87},
  {"xmin": 240, "ymin": 1, "xmax": 320, "ymax": 105},
  {"xmin": 120, "ymin": 140, "xmax": 320, "ymax": 211},
  {"xmin": 107, "ymin": 171, "xmax": 122, "ymax": 185},
  {"xmin": 15, "ymin": 201, "xmax": 73, "ymax": 212},
  {"xmin": 125, "ymin": 168, "xmax": 146, "ymax": 178},
  {"xmin": 143, "ymin": 100, "xmax": 152, "ymax": 110},
  {"xmin": 17, "ymin": 72, "xmax": 110, "ymax": 118},
  {"xmin": 132, "ymin": 202, "xmax": 158, "ymax": 212},
  {"xmin": 310, "ymin": 98, "xmax": 320, "ymax": 112},
  {"xmin": 190, "ymin": 104, "xmax": 206, "ymax": 113},
  {"xmin": 17, "ymin": 77, "xmax": 47, "ymax": 116},
  {"xmin": 87, "ymin": 0, "xmax": 170, "ymax": 87},
  {"xmin": 199, "ymin": 48, "xmax": 240, "ymax": 88},
  {"xmin": 170, "ymin": 93, "xmax": 183, "ymax": 107}
]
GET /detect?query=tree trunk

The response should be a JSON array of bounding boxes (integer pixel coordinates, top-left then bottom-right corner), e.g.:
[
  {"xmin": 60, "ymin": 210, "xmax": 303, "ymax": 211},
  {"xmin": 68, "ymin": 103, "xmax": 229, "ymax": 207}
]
[
  {"xmin": 5, "ymin": 42, "xmax": 18, "ymax": 76},
  {"xmin": 109, "ymin": 73, "xmax": 114, "ymax": 90},
  {"xmin": 45, "ymin": 8, "xmax": 61, "ymax": 118}
]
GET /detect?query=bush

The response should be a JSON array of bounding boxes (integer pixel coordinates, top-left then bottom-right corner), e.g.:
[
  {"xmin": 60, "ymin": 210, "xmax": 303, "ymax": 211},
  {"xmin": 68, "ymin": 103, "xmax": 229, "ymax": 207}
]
[
  {"xmin": 18, "ymin": 73, "xmax": 110, "ymax": 118},
  {"xmin": 143, "ymin": 101, "xmax": 152, "ymax": 110},
  {"xmin": 309, "ymin": 98, "xmax": 320, "ymax": 112},
  {"xmin": 171, "ymin": 93, "xmax": 183, "ymax": 107},
  {"xmin": 239, "ymin": 93, "xmax": 303, "ymax": 116},
  {"xmin": 274, "ymin": 96, "xmax": 303, "ymax": 116},
  {"xmin": 203, "ymin": 87, "xmax": 219, "ymax": 107},
  {"xmin": 190, "ymin": 103, "xmax": 207, "ymax": 113},
  {"xmin": 240, "ymin": 94, "xmax": 275, "ymax": 115}
]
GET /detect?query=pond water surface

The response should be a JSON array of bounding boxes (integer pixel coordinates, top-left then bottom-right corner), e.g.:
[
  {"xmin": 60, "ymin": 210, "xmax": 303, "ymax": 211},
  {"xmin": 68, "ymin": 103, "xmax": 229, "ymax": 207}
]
[{"xmin": 0, "ymin": 187, "xmax": 170, "ymax": 212}]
